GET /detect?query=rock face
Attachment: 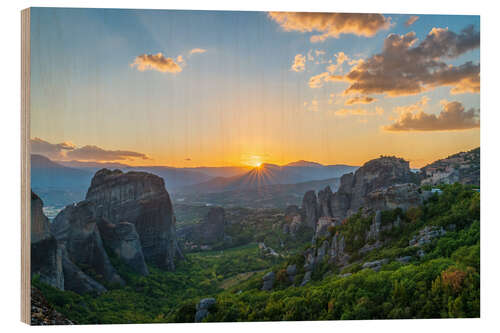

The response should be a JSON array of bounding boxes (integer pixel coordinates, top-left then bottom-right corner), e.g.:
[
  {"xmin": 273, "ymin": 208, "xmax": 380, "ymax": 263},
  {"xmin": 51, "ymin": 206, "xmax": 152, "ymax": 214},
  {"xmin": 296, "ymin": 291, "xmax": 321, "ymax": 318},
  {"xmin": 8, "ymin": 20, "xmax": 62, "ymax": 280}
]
[
  {"xmin": 179, "ymin": 207, "xmax": 227, "ymax": 248},
  {"xmin": 409, "ymin": 226, "xmax": 446, "ymax": 247},
  {"xmin": 60, "ymin": 248, "xmax": 107, "ymax": 294},
  {"xmin": 51, "ymin": 201, "xmax": 125, "ymax": 287},
  {"xmin": 331, "ymin": 157, "xmax": 418, "ymax": 219},
  {"xmin": 32, "ymin": 190, "xmax": 106, "ymax": 295},
  {"xmin": 421, "ymin": 147, "xmax": 480, "ymax": 186},
  {"xmin": 85, "ymin": 169, "xmax": 182, "ymax": 270},
  {"xmin": 302, "ymin": 191, "xmax": 319, "ymax": 229},
  {"xmin": 30, "ymin": 192, "xmax": 64, "ymax": 290},
  {"xmin": 196, "ymin": 207, "xmax": 227, "ymax": 244},
  {"xmin": 38, "ymin": 168, "xmax": 182, "ymax": 294},
  {"xmin": 97, "ymin": 220, "xmax": 149, "ymax": 275},
  {"xmin": 297, "ymin": 156, "xmax": 420, "ymax": 235}
]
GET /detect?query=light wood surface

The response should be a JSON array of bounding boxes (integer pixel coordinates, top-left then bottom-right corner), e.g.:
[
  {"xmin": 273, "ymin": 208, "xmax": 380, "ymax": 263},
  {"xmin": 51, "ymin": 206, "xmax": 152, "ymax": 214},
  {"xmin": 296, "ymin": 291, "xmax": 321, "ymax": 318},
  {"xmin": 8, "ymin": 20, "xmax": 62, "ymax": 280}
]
[{"xmin": 21, "ymin": 7, "xmax": 31, "ymax": 325}]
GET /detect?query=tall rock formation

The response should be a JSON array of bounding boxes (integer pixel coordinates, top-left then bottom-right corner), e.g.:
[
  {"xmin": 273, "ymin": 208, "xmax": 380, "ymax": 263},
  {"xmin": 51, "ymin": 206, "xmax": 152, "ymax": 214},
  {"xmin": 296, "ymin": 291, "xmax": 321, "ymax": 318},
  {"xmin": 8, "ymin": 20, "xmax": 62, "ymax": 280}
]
[
  {"xmin": 32, "ymin": 191, "xmax": 106, "ymax": 294},
  {"xmin": 51, "ymin": 201, "xmax": 125, "ymax": 287},
  {"xmin": 178, "ymin": 206, "xmax": 228, "ymax": 247},
  {"xmin": 31, "ymin": 192, "xmax": 64, "ymax": 290},
  {"xmin": 84, "ymin": 169, "xmax": 182, "ymax": 270},
  {"xmin": 330, "ymin": 156, "xmax": 419, "ymax": 219},
  {"xmin": 296, "ymin": 156, "xmax": 421, "ymax": 237},
  {"xmin": 302, "ymin": 191, "xmax": 319, "ymax": 229}
]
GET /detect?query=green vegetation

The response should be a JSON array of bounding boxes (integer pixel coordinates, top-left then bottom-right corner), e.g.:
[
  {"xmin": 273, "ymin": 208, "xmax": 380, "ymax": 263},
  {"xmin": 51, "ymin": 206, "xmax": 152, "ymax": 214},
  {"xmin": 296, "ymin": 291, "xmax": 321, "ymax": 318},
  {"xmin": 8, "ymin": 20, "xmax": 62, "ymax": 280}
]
[
  {"xmin": 34, "ymin": 183, "xmax": 479, "ymax": 323},
  {"xmin": 33, "ymin": 243, "xmax": 283, "ymax": 324}
]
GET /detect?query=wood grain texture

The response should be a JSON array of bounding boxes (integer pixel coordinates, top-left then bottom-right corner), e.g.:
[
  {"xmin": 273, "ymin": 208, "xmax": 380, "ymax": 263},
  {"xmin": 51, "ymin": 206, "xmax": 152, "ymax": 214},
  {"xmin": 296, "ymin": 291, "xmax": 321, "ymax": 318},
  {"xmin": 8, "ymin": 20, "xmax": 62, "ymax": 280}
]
[{"xmin": 21, "ymin": 7, "xmax": 31, "ymax": 325}]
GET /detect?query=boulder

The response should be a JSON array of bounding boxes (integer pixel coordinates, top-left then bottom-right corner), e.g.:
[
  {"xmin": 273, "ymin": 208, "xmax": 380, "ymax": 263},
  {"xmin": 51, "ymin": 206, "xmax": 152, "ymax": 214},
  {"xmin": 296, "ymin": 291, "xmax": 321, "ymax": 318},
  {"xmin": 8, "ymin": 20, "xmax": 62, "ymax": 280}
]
[
  {"xmin": 197, "ymin": 297, "xmax": 216, "ymax": 311},
  {"xmin": 300, "ymin": 271, "xmax": 312, "ymax": 287},
  {"xmin": 195, "ymin": 297, "xmax": 216, "ymax": 322},
  {"xmin": 286, "ymin": 264, "xmax": 297, "ymax": 283},
  {"xmin": 262, "ymin": 271, "xmax": 276, "ymax": 291},
  {"xmin": 409, "ymin": 226, "xmax": 446, "ymax": 247},
  {"xmin": 362, "ymin": 259, "xmax": 389, "ymax": 272},
  {"xmin": 396, "ymin": 256, "xmax": 412, "ymax": 264}
]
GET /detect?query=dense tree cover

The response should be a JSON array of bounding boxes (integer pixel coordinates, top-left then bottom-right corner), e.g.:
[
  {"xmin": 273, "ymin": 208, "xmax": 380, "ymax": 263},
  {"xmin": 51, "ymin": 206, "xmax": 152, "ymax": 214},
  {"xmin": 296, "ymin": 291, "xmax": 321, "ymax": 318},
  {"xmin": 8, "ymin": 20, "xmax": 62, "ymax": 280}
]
[
  {"xmin": 34, "ymin": 183, "xmax": 479, "ymax": 323},
  {"xmin": 33, "ymin": 243, "xmax": 283, "ymax": 324}
]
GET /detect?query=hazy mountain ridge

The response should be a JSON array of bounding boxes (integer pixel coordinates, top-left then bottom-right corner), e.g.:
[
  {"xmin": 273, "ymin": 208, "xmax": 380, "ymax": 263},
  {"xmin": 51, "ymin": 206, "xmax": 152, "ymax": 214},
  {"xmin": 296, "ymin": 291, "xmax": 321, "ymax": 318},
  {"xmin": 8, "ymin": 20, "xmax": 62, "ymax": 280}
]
[{"xmin": 177, "ymin": 163, "xmax": 358, "ymax": 194}]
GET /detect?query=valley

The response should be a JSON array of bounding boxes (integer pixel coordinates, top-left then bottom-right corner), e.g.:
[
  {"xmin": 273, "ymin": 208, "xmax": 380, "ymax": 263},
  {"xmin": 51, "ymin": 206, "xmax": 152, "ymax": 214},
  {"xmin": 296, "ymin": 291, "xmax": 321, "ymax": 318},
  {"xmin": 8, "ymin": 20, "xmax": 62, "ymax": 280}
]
[{"xmin": 30, "ymin": 147, "xmax": 480, "ymax": 324}]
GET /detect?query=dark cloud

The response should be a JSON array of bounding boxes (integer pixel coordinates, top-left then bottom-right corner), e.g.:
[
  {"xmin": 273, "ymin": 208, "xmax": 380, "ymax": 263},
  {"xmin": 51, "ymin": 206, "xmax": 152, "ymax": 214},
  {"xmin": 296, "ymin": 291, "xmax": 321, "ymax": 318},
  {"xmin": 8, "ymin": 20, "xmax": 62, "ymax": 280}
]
[
  {"xmin": 345, "ymin": 96, "xmax": 377, "ymax": 105},
  {"xmin": 30, "ymin": 137, "xmax": 76, "ymax": 160},
  {"xmin": 268, "ymin": 12, "xmax": 391, "ymax": 42},
  {"xmin": 316, "ymin": 25, "xmax": 480, "ymax": 96},
  {"xmin": 384, "ymin": 101, "xmax": 479, "ymax": 131},
  {"xmin": 30, "ymin": 138, "xmax": 150, "ymax": 162},
  {"xmin": 66, "ymin": 145, "xmax": 150, "ymax": 161}
]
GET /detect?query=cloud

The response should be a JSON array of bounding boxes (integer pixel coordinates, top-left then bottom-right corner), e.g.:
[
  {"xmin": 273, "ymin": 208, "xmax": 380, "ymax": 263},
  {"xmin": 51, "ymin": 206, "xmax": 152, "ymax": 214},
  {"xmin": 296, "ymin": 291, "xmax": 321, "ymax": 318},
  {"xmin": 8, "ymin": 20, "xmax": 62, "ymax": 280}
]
[
  {"xmin": 384, "ymin": 101, "xmax": 479, "ymax": 131},
  {"xmin": 304, "ymin": 99, "xmax": 319, "ymax": 112},
  {"xmin": 393, "ymin": 96, "xmax": 430, "ymax": 114},
  {"xmin": 333, "ymin": 106, "xmax": 384, "ymax": 117},
  {"xmin": 314, "ymin": 25, "xmax": 480, "ymax": 96},
  {"xmin": 291, "ymin": 54, "xmax": 306, "ymax": 72},
  {"xmin": 327, "ymin": 52, "xmax": 349, "ymax": 74},
  {"xmin": 345, "ymin": 96, "xmax": 377, "ymax": 105},
  {"xmin": 31, "ymin": 137, "xmax": 76, "ymax": 160},
  {"xmin": 189, "ymin": 48, "xmax": 207, "ymax": 55},
  {"xmin": 405, "ymin": 16, "xmax": 419, "ymax": 27},
  {"xmin": 131, "ymin": 53, "xmax": 182, "ymax": 73},
  {"xmin": 268, "ymin": 12, "xmax": 391, "ymax": 42},
  {"xmin": 31, "ymin": 138, "xmax": 150, "ymax": 161},
  {"xmin": 308, "ymin": 72, "xmax": 330, "ymax": 88},
  {"xmin": 66, "ymin": 145, "xmax": 150, "ymax": 161}
]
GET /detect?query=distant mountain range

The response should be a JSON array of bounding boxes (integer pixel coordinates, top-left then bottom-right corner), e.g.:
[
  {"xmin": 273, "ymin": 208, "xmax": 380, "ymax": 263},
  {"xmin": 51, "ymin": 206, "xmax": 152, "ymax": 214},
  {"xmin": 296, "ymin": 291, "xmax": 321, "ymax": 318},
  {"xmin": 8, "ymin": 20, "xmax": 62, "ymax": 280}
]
[
  {"xmin": 173, "ymin": 177, "xmax": 342, "ymax": 210},
  {"xmin": 177, "ymin": 163, "xmax": 358, "ymax": 194},
  {"xmin": 31, "ymin": 154, "xmax": 358, "ymax": 209}
]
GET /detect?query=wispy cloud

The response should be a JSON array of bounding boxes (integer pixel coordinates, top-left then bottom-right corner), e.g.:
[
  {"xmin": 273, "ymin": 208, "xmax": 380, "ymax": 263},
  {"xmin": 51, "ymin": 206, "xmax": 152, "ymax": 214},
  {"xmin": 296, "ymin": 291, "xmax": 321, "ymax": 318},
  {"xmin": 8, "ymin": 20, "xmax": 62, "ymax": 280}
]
[
  {"xmin": 189, "ymin": 48, "xmax": 207, "ymax": 55},
  {"xmin": 405, "ymin": 16, "xmax": 419, "ymax": 27},
  {"xmin": 268, "ymin": 12, "xmax": 391, "ymax": 42},
  {"xmin": 333, "ymin": 106, "xmax": 384, "ymax": 117}
]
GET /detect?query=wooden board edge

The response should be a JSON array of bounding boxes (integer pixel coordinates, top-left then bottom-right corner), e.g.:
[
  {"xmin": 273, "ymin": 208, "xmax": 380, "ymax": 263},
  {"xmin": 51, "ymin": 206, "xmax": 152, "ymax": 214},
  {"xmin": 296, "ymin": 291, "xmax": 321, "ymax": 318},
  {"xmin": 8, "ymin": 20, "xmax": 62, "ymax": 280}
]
[{"xmin": 21, "ymin": 7, "xmax": 31, "ymax": 325}]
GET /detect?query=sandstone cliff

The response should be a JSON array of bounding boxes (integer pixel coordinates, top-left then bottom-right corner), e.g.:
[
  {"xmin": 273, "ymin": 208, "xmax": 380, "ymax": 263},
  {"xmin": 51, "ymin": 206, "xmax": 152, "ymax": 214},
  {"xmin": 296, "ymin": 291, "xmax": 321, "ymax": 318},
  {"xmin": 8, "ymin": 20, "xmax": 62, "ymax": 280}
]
[
  {"xmin": 31, "ymin": 192, "xmax": 64, "ymax": 290},
  {"xmin": 421, "ymin": 147, "xmax": 480, "ymax": 186},
  {"xmin": 178, "ymin": 206, "xmax": 228, "ymax": 248},
  {"xmin": 32, "ymin": 191, "xmax": 106, "ymax": 294},
  {"xmin": 85, "ymin": 169, "xmax": 182, "ymax": 270}
]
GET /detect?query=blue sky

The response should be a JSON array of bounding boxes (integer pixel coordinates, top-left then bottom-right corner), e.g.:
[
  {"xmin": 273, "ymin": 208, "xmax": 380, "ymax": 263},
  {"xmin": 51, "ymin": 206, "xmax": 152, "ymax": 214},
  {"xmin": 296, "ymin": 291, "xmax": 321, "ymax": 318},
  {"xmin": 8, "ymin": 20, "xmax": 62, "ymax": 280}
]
[{"xmin": 29, "ymin": 8, "xmax": 480, "ymax": 167}]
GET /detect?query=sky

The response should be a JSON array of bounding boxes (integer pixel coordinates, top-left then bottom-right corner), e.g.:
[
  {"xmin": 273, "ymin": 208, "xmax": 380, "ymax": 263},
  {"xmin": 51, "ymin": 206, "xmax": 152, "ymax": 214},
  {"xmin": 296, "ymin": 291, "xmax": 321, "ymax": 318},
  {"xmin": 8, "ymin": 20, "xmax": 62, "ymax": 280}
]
[{"xmin": 29, "ymin": 8, "xmax": 480, "ymax": 168}]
